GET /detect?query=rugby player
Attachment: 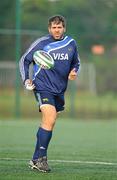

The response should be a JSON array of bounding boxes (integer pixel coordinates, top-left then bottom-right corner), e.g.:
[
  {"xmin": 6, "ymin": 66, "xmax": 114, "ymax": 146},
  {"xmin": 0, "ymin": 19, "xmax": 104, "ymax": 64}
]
[{"xmin": 19, "ymin": 15, "xmax": 80, "ymax": 173}]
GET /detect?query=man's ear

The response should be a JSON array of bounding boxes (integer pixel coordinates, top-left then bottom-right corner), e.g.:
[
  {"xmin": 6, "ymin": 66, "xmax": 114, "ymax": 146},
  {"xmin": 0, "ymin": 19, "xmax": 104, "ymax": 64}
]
[
  {"xmin": 64, "ymin": 28, "xmax": 66, "ymax": 33},
  {"xmin": 48, "ymin": 27, "xmax": 51, "ymax": 33}
]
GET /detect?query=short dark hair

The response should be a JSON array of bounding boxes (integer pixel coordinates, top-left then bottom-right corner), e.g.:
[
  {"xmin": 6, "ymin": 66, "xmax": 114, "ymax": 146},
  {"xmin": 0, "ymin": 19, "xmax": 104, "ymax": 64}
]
[{"xmin": 48, "ymin": 15, "xmax": 66, "ymax": 27}]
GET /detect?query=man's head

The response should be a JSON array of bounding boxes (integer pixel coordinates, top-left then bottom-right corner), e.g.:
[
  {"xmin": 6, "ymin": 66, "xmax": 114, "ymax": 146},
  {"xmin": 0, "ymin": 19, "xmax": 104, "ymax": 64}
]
[{"xmin": 48, "ymin": 15, "xmax": 66, "ymax": 40}]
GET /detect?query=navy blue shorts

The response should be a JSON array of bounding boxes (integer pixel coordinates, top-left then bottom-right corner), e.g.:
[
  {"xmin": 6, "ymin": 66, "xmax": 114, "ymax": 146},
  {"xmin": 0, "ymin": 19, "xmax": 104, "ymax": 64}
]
[{"xmin": 34, "ymin": 91, "xmax": 65, "ymax": 112}]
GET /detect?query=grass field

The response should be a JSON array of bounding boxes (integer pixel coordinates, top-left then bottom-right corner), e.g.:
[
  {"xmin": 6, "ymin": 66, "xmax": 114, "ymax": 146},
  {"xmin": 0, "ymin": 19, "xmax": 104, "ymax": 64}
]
[{"xmin": 0, "ymin": 119, "xmax": 117, "ymax": 180}]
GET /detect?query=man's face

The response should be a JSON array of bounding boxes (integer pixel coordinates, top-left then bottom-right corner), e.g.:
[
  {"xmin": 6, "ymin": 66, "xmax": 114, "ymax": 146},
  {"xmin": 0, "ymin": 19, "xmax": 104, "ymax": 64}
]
[{"xmin": 48, "ymin": 22, "xmax": 66, "ymax": 40}]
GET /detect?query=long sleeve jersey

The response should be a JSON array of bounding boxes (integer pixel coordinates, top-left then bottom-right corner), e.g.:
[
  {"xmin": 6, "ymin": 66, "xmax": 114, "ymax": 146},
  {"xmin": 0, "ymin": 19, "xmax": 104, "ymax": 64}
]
[{"xmin": 19, "ymin": 34, "xmax": 80, "ymax": 94}]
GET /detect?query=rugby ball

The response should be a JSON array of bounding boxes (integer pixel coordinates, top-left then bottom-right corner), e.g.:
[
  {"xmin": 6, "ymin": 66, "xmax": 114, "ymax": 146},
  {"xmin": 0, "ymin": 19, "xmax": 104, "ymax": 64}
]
[{"xmin": 33, "ymin": 50, "xmax": 54, "ymax": 69}]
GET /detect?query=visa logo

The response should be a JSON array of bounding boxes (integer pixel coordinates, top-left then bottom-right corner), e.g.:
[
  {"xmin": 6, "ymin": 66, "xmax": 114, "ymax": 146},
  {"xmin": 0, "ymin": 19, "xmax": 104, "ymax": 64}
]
[{"xmin": 52, "ymin": 53, "xmax": 69, "ymax": 60}]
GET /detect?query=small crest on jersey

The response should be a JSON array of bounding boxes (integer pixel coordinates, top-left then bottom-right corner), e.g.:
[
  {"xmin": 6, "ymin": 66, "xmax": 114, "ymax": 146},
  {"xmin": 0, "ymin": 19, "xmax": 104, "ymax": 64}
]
[{"xmin": 68, "ymin": 47, "xmax": 72, "ymax": 51}]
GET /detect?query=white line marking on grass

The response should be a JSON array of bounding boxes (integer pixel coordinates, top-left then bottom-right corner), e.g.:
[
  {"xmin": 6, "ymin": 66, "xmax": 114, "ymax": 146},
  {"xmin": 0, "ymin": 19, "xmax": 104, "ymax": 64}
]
[
  {"xmin": 0, "ymin": 158, "xmax": 117, "ymax": 166},
  {"xmin": 50, "ymin": 159, "xmax": 117, "ymax": 166}
]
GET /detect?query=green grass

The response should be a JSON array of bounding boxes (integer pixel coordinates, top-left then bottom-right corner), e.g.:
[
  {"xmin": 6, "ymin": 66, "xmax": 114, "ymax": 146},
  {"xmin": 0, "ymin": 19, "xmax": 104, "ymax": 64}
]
[{"xmin": 0, "ymin": 119, "xmax": 117, "ymax": 180}]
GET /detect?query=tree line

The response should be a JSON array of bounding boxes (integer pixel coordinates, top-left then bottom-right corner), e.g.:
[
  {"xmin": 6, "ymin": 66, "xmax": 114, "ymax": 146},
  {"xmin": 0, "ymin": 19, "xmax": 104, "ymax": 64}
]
[
  {"xmin": 0, "ymin": 0, "xmax": 117, "ymax": 61},
  {"xmin": 0, "ymin": 0, "xmax": 117, "ymax": 93}
]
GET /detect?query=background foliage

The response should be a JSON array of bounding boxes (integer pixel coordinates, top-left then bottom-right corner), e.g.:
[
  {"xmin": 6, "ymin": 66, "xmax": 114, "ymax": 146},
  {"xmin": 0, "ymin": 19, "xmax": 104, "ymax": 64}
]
[
  {"xmin": 0, "ymin": 0, "xmax": 117, "ymax": 60},
  {"xmin": 0, "ymin": 0, "xmax": 117, "ymax": 118}
]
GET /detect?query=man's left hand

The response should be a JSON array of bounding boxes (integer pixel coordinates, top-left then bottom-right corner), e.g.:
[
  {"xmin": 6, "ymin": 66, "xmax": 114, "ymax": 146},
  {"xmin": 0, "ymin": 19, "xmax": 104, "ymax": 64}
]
[{"xmin": 68, "ymin": 68, "xmax": 77, "ymax": 80}]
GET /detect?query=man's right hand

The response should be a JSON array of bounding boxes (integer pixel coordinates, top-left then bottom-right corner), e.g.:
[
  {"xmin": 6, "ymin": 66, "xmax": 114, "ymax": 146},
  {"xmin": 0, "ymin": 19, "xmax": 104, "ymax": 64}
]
[{"xmin": 25, "ymin": 79, "xmax": 35, "ymax": 90}]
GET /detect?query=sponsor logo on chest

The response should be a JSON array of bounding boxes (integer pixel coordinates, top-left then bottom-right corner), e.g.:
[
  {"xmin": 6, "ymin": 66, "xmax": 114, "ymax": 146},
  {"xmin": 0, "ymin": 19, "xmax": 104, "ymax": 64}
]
[{"xmin": 52, "ymin": 53, "xmax": 69, "ymax": 60}]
